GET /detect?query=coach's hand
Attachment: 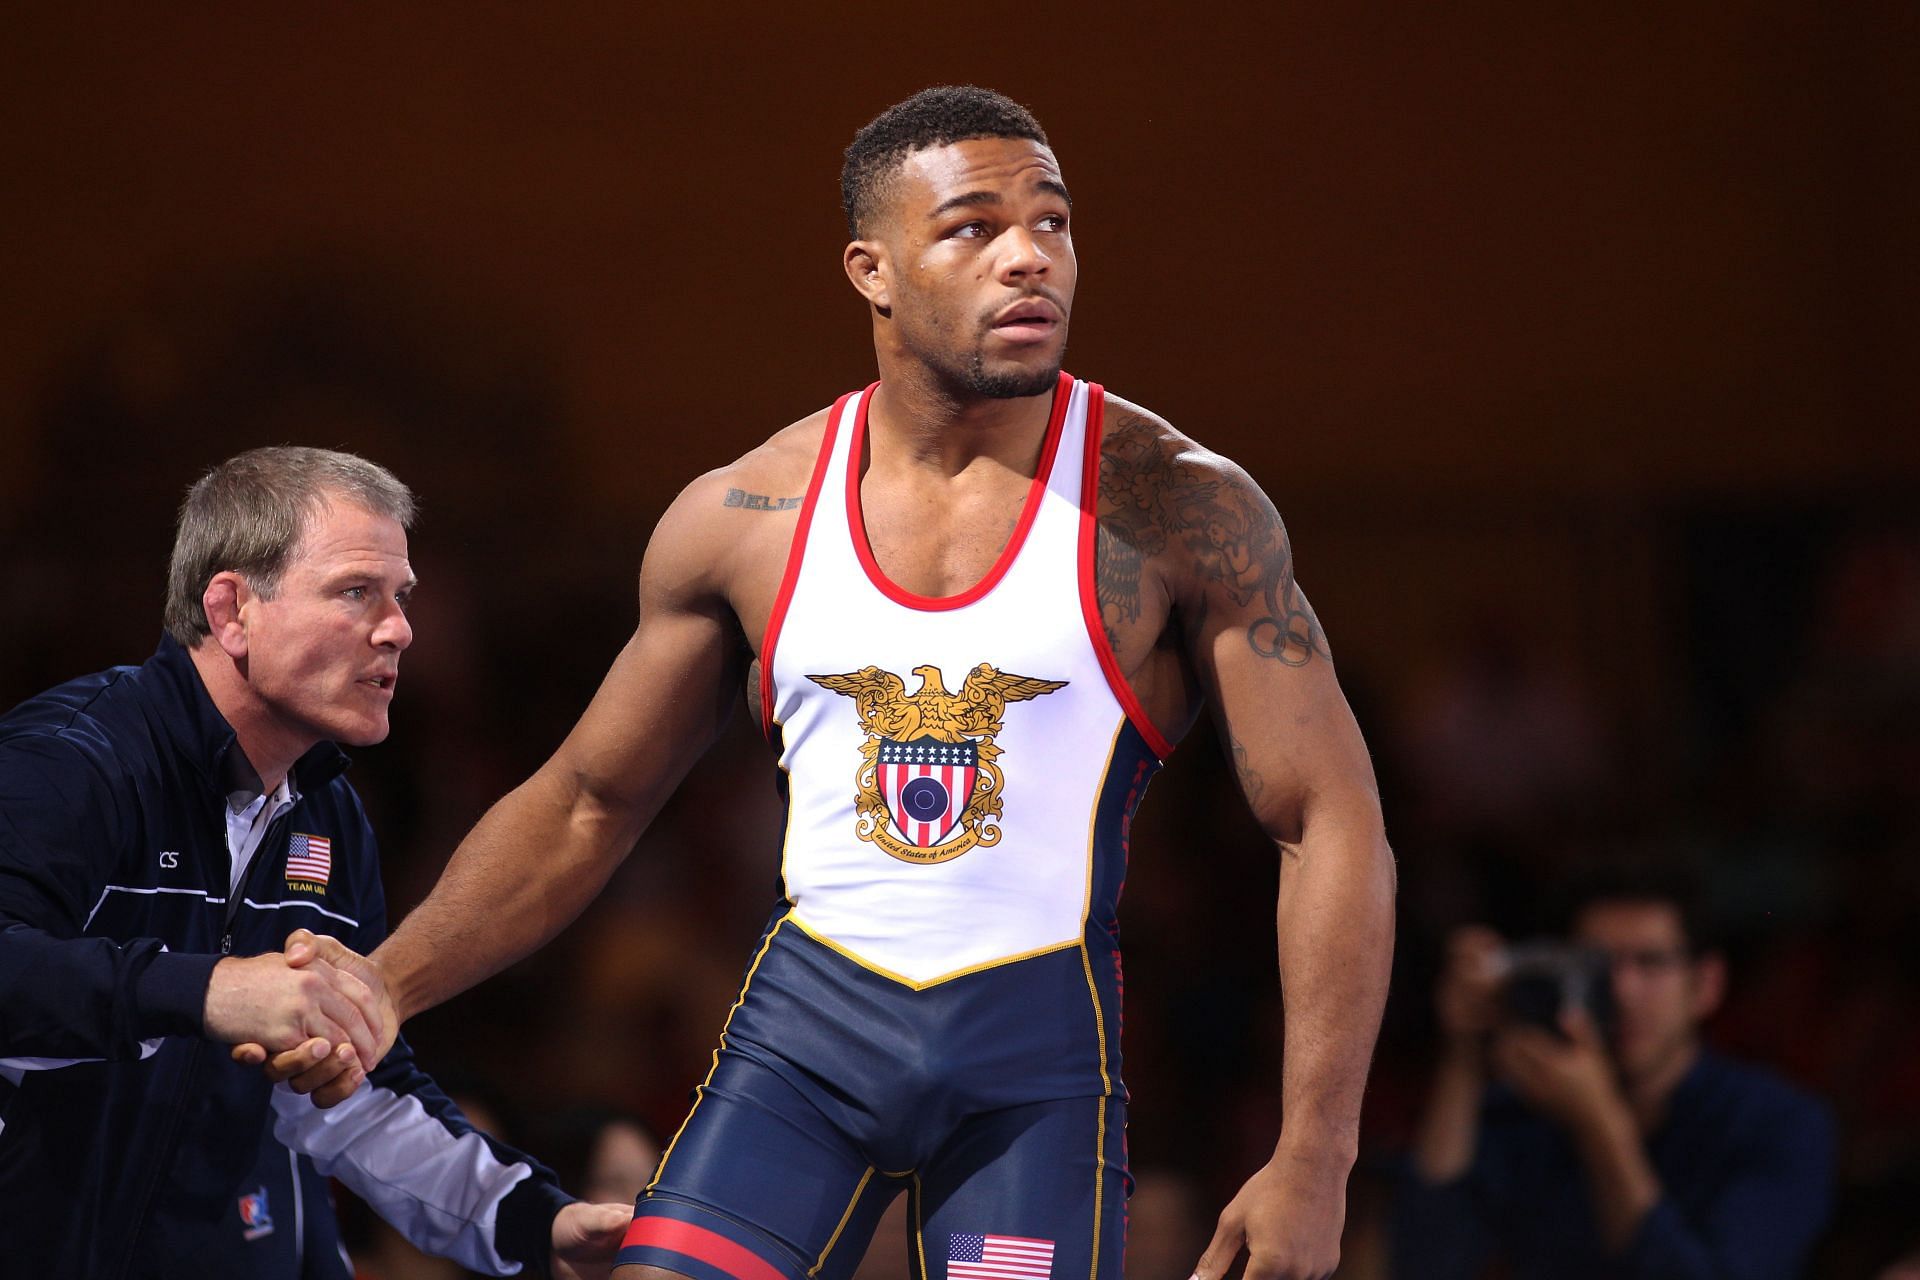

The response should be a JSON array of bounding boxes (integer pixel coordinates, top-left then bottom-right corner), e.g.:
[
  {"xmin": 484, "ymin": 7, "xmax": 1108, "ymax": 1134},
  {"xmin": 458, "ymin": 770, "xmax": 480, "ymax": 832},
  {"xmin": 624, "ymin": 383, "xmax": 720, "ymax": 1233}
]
[
  {"xmin": 204, "ymin": 942, "xmax": 383, "ymax": 1072},
  {"xmin": 1191, "ymin": 1156, "xmax": 1344, "ymax": 1280},
  {"xmin": 552, "ymin": 1201, "xmax": 633, "ymax": 1280},
  {"xmin": 230, "ymin": 929, "xmax": 400, "ymax": 1107}
]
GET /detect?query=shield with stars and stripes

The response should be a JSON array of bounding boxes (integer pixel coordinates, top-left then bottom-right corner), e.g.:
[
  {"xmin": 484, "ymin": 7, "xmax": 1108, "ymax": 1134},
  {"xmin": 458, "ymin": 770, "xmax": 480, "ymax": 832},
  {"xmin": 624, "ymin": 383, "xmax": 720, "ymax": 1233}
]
[{"xmin": 877, "ymin": 737, "xmax": 979, "ymax": 848}]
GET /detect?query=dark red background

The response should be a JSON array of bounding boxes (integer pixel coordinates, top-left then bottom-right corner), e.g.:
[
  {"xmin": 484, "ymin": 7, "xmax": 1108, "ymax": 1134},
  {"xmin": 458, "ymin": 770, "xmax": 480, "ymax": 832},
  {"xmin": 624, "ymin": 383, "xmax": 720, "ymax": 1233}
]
[{"xmin": 4, "ymin": 7, "xmax": 1915, "ymax": 1275}]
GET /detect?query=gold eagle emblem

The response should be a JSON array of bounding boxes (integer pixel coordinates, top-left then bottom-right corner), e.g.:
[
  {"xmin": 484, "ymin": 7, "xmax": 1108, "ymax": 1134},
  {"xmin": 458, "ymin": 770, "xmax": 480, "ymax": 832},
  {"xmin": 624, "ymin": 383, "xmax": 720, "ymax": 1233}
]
[{"xmin": 808, "ymin": 663, "xmax": 1067, "ymax": 864}]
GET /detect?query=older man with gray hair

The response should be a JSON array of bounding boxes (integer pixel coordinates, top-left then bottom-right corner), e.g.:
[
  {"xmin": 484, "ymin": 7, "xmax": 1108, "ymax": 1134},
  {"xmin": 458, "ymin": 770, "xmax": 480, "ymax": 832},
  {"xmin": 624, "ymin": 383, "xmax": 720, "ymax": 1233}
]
[{"xmin": 0, "ymin": 446, "xmax": 626, "ymax": 1278}]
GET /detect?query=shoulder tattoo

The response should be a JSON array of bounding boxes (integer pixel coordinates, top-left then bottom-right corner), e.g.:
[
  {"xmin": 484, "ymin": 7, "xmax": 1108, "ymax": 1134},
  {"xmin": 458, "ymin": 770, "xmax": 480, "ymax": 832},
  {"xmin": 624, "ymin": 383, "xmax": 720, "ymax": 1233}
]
[
  {"xmin": 1096, "ymin": 409, "xmax": 1330, "ymax": 667},
  {"xmin": 1093, "ymin": 415, "xmax": 1164, "ymax": 653},
  {"xmin": 723, "ymin": 488, "xmax": 802, "ymax": 511}
]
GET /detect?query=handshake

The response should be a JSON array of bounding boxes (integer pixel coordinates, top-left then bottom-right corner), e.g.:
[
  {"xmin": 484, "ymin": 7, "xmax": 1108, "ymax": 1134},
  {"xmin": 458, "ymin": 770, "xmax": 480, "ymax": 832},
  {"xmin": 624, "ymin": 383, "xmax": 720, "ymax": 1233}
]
[{"xmin": 203, "ymin": 928, "xmax": 397, "ymax": 1108}]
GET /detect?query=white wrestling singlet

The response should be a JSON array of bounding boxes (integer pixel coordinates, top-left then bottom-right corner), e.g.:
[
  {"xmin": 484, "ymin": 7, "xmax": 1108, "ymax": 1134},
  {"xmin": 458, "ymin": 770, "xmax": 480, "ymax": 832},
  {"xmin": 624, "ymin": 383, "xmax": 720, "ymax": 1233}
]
[{"xmin": 760, "ymin": 371, "xmax": 1171, "ymax": 988}]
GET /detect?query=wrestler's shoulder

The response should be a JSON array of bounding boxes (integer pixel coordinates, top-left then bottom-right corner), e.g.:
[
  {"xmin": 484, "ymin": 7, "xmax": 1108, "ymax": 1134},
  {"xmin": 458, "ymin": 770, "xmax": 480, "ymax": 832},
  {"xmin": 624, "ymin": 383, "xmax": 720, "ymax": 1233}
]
[
  {"xmin": 676, "ymin": 405, "xmax": 833, "ymax": 512},
  {"xmin": 1096, "ymin": 390, "xmax": 1253, "ymax": 497},
  {"xmin": 645, "ymin": 406, "xmax": 834, "ymax": 592},
  {"xmin": 653, "ymin": 408, "xmax": 828, "ymax": 526}
]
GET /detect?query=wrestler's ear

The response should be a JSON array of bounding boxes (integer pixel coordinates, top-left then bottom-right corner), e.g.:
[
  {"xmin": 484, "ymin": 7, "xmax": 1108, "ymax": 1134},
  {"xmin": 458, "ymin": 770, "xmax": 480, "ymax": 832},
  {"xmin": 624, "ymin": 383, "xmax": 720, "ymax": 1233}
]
[
  {"xmin": 844, "ymin": 240, "xmax": 892, "ymax": 317},
  {"xmin": 202, "ymin": 572, "xmax": 253, "ymax": 660}
]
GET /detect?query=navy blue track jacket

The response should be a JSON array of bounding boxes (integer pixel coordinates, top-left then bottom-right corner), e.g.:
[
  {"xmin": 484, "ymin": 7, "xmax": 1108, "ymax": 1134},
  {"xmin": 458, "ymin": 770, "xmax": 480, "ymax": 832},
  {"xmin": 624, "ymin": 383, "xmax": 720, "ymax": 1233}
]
[{"xmin": 0, "ymin": 636, "xmax": 572, "ymax": 1278}]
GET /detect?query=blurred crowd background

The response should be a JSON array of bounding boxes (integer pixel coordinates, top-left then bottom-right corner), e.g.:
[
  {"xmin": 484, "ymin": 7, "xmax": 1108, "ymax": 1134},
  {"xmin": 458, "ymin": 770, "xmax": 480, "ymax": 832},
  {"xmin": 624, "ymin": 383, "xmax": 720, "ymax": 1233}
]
[{"xmin": 4, "ymin": 7, "xmax": 1915, "ymax": 1276}]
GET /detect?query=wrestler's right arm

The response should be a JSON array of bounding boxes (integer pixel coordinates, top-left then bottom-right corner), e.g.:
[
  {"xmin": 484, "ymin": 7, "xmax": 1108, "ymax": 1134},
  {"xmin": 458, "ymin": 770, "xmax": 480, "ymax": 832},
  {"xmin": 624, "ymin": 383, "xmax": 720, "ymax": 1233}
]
[
  {"xmin": 390, "ymin": 469, "xmax": 751, "ymax": 1016},
  {"xmin": 268, "ymin": 469, "xmax": 755, "ymax": 1106}
]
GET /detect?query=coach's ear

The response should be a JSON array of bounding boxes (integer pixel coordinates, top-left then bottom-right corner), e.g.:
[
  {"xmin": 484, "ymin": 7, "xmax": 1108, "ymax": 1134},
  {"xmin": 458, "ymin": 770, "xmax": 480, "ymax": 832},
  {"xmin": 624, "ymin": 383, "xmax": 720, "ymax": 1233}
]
[
  {"xmin": 202, "ymin": 572, "xmax": 253, "ymax": 660},
  {"xmin": 844, "ymin": 240, "xmax": 892, "ymax": 317}
]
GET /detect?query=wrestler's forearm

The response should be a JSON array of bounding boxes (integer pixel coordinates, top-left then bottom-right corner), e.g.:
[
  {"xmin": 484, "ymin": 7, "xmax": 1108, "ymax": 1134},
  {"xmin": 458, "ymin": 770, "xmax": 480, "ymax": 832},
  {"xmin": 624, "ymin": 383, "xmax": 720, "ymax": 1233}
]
[
  {"xmin": 371, "ymin": 579, "xmax": 742, "ymax": 1025},
  {"xmin": 1270, "ymin": 806, "xmax": 1396, "ymax": 1174},
  {"xmin": 375, "ymin": 767, "xmax": 659, "ymax": 1021}
]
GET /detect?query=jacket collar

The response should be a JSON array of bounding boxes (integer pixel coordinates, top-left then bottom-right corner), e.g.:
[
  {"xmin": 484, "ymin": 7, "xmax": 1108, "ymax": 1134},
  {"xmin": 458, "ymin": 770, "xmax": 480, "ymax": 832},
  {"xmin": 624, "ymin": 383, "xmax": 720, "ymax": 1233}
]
[{"xmin": 148, "ymin": 634, "xmax": 351, "ymax": 793}]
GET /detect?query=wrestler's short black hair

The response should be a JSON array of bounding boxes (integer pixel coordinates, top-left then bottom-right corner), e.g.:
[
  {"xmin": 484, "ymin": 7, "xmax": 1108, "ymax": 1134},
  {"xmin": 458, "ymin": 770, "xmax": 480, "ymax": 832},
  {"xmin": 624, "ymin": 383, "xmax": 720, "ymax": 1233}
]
[{"xmin": 841, "ymin": 85, "xmax": 1049, "ymax": 238}]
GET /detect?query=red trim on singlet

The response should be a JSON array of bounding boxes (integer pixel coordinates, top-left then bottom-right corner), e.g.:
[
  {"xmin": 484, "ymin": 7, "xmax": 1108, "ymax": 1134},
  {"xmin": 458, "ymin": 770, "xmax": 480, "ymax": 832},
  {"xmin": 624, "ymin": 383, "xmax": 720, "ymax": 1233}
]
[
  {"xmin": 758, "ymin": 393, "xmax": 850, "ymax": 741},
  {"xmin": 621, "ymin": 1217, "xmax": 789, "ymax": 1280},
  {"xmin": 1077, "ymin": 384, "xmax": 1176, "ymax": 762},
  {"xmin": 845, "ymin": 370, "xmax": 1073, "ymax": 612}
]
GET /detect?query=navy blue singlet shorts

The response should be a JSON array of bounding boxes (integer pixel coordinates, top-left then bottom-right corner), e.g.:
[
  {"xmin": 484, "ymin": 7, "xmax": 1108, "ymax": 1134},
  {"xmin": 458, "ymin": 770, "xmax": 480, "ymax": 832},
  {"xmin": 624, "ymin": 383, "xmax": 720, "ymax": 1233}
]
[{"xmin": 616, "ymin": 909, "xmax": 1130, "ymax": 1280}]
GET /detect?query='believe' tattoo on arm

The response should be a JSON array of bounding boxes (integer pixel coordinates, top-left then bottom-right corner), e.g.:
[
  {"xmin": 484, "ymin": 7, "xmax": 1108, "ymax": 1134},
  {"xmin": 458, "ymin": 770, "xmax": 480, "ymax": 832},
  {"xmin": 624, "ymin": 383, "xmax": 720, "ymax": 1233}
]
[{"xmin": 724, "ymin": 488, "xmax": 802, "ymax": 511}]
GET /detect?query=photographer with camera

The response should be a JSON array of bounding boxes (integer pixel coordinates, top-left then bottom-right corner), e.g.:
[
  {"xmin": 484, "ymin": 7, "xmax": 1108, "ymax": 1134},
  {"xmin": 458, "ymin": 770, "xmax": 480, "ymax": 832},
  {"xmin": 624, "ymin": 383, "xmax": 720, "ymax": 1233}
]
[{"xmin": 1392, "ymin": 867, "xmax": 1835, "ymax": 1278}]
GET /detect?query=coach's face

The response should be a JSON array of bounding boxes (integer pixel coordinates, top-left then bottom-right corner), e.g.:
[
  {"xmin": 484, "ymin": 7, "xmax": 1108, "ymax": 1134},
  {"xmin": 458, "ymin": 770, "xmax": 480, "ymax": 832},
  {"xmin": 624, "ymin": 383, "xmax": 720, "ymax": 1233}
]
[
  {"xmin": 850, "ymin": 136, "xmax": 1076, "ymax": 399},
  {"xmin": 236, "ymin": 497, "xmax": 415, "ymax": 754}
]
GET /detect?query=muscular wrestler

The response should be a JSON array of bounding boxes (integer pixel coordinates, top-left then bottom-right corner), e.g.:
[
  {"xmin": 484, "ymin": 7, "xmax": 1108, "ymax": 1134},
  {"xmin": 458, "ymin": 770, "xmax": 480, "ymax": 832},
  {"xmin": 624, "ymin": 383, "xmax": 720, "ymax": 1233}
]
[{"xmin": 275, "ymin": 86, "xmax": 1395, "ymax": 1280}]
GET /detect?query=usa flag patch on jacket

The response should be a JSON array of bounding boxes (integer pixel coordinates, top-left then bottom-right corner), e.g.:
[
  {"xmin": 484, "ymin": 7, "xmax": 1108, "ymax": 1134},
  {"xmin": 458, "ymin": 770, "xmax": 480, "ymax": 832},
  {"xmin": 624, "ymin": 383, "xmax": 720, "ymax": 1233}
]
[{"xmin": 286, "ymin": 833, "xmax": 331, "ymax": 890}]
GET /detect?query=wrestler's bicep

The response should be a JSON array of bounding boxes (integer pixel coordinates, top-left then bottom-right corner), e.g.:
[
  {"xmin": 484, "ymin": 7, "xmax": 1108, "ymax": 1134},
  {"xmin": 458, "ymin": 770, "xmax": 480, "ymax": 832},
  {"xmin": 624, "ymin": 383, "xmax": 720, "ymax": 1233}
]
[
  {"xmin": 1202, "ymin": 587, "xmax": 1376, "ymax": 848},
  {"xmin": 1170, "ymin": 463, "xmax": 1373, "ymax": 845},
  {"xmin": 547, "ymin": 479, "xmax": 747, "ymax": 819}
]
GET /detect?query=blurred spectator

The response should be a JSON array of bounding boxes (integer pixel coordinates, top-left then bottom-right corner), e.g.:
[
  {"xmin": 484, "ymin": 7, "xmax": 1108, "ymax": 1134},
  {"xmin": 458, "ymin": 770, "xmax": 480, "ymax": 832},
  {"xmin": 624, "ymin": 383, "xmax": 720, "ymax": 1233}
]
[
  {"xmin": 582, "ymin": 1116, "xmax": 662, "ymax": 1209},
  {"xmin": 531, "ymin": 1104, "xmax": 663, "ymax": 1210},
  {"xmin": 1400, "ymin": 611, "xmax": 1608, "ymax": 840},
  {"xmin": 1395, "ymin": 609, "xmax": 1612, "ymax": 940},
  {"xmin": 1393, "ymin": 864, "xmax": 1834, "ymax": 1278}
]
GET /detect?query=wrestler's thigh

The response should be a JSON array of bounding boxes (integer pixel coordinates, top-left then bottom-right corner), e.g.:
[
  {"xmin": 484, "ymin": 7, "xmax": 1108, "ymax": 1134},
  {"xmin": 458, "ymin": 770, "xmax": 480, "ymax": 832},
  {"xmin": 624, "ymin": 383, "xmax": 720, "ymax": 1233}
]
[
  {"xmin": 619, "ymin": 1050, "xmax": 894, "ymax": 1280},
  {"xmin": 913, "ymin": 1094, "xmax": 1129, "ymax": 1280},
  {"xmin": 616, "ymin": 1266, "xmax": 695, "ymax": 1280}
]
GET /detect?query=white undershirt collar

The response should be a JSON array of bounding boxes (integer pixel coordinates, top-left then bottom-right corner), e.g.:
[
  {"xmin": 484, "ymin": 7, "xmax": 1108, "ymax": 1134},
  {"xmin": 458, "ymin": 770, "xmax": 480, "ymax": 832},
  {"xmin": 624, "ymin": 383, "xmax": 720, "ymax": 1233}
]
[{"xmin": 224, "ymin": 765, "xmax": 300, "ymax": 898}]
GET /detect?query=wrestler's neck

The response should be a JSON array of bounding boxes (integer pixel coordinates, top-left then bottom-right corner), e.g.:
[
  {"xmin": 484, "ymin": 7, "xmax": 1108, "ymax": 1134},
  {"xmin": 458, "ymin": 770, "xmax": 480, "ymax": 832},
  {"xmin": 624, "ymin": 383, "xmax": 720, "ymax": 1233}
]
[{"xmin": 867, "ymin": 360, "xmax": 1056, "ymax": 479}]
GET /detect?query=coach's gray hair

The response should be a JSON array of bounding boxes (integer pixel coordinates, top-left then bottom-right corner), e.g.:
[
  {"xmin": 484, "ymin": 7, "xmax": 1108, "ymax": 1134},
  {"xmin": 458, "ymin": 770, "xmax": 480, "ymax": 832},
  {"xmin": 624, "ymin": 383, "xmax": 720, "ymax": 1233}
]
[{"xmin": 164, "ymin": 446, "xmax": 416, "ymax": 647}]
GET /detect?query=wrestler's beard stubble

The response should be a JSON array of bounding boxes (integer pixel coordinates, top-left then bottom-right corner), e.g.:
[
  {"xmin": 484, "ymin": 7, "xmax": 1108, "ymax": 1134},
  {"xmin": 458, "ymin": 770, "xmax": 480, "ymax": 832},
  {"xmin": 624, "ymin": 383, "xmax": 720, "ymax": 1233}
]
[
  {"xmin": 906, "ymin": 299, "xmax": 1067, "ymax": 401},
  {"xmin": 958, "ymin": 353, "xmax": 1062, "ymax": 400}
]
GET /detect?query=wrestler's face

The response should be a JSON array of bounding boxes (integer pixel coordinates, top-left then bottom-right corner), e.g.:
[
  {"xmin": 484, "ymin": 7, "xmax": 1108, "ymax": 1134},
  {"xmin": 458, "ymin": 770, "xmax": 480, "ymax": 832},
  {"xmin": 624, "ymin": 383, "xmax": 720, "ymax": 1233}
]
[
  {"xmin": 858, "ymin": 136, "xmax": 1075, "ymax": 399},
  {"xmin": 239, "ymin": 496, "xmax": 415, "ymax": 755},
  {"xmin": 1574, "ymin": 900, "xmax": 1724, "ymax": 1085}
]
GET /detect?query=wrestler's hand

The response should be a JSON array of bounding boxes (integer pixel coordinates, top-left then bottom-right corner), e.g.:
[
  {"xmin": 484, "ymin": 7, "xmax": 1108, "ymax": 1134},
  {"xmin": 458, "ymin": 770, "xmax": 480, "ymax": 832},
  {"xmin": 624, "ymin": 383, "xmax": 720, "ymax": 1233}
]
[
  {"xmin": 551, "ymin": 1201, "xmax": 634, "ymax": 1280},
  {"xmin": 230, "ymin": 930, "xmax": 398, "ymax": 1107},
  {"xmin": 204, "ymin": 941, "xmax": 383, "ymax": 1073},
  {"xmin": 1191, "ymin": 1156, "xmax": 1344, "ymax": 1280}
]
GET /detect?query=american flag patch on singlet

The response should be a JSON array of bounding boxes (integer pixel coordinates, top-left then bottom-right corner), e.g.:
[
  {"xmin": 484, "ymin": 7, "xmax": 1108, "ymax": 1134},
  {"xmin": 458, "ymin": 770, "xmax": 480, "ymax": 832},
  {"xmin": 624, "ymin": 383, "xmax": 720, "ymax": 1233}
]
[{"xmin": 948, "ymin": 1233, "xmax": 1054, "ymax": 1280}]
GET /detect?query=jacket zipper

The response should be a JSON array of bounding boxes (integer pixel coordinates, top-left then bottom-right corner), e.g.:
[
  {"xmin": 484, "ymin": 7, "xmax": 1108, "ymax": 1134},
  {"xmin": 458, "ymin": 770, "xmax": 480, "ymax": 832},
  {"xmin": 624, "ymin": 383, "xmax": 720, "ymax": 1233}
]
[
  {"xmin": 113, "ymin": 796, "xmax": 300, "ymax": 1276},
  {"xmin": 109, "ymin": 1017, "xmax": 207, "ymax": 1278},
  {"xmin": 223, "ymin": 803, "xmax": 294, "ymax": 950}
]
